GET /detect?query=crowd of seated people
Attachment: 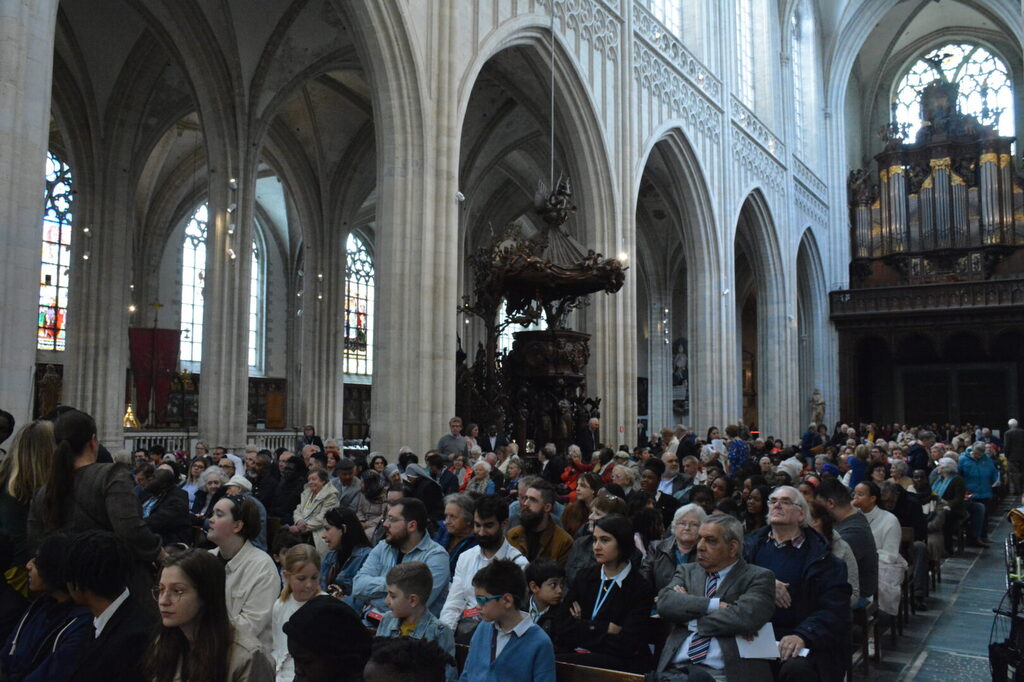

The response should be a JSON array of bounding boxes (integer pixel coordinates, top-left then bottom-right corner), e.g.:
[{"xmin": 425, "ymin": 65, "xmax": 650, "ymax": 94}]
[{"xmin": 0, "ymin": 408, "xmax": 1017, "ymax": 681}]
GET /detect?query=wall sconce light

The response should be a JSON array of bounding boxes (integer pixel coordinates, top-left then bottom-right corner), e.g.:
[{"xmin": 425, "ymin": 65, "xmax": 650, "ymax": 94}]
[
  {"xmin": 227, "ymin": 248, "xmax": 237, "ymax": 260},
  {"xmin": 315, "ymin": 273, "xmax": 324, "ymax": 301},
  {"xmin": 81, "ymin": 224, "xmax": 92, "ymax": 261},
  {"xmin": 228, "ymin": 177, "xmax": 238, "ymax": 190},
  {"xmin": 128, "ymin": 304, "xmax": 137, "ymax": 313},
  {"xmin": 226, "ymin": 202, "xmax": 237, "ymax": 214},
  {"xmin": 228, "ymin": 222, "xmax": 236, "ymax": 235}
]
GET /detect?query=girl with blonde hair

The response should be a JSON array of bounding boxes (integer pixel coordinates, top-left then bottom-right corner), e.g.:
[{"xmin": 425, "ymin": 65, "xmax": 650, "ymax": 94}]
[
  {"xmin": 272, "ymin": 544, "xmax": 324, "ymax": 680},
  {"xmin": 0, "ymin": 420, "xmax": 55, "ymax": 594}
]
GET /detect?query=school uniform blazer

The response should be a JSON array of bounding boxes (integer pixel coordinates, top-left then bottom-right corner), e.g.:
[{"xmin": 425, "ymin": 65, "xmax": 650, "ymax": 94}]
[
  {"xmin": 68, "ymin": 597, "xmax": 156, "ymax": 682},
  {"xmin": 655, "ymin": 558, "xmax": 775, "ymax": 681}
]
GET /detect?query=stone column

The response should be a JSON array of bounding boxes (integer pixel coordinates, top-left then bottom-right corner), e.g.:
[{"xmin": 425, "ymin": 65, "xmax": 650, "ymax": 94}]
[
  {"xmin": 299, "ymin": 244, "xmax": 345, "ymax": 441},
  {"xmin": 63, "ymin": 166, "xmax": 134, "ymax": 448},
  {"xmin": 363, "ymin": 1, "xmax": 461, "ymax": 458},
  {"xmin": 0, "ymin": 0, "xmax": 59, "ymax": 431},
  {"xmin": 648, "ymin": 292, "xmax": 674, "ymax": 432},
  {"xmin": 196, "ymin": 163, "xmax": 256, "ymax": 450}
]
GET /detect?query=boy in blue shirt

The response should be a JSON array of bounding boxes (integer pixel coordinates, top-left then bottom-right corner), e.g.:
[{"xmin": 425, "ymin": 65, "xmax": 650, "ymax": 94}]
[
  {"xmin": 377, "ymin": 562, "xmax": 457, "ymax": 681},
  {"xmin": 460, "ymin": 559, "xmax": 556, "ymax": 682}
]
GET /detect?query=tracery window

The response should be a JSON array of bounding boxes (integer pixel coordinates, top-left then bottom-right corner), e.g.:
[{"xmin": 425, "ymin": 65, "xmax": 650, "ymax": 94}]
[
  {"xmin": 343, "ymin": 233, "xmax": 374, "ymax": 376},
  {"xmin": 736, "ymin": 0, "xmax": 755, "ymax": 106},
  {"xmin": 894, "ymin": 43, "xmax": 1014, "ymax": 140},
  {"xmin": 789, "ymin": 0, "xmax": 819, "ymax": 162},
  {"xmin": 180, "ymin": 205, "xmax": 208, "ymax": 365},
  {"xmin": 37, "ymin": 152, "xmax": 73, "ymax": 351},
  {"xmin": 180, "ymin": 204, "xmax": 263, "ymax": 370},
  {"xmin": 644, "ymin": 0, "xmax": 682, "ymax": 38}
]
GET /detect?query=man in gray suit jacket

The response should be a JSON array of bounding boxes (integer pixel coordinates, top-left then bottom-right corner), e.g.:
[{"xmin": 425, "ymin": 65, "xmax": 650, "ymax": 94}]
[{"xmin": 655, "ymin": 514, "xmax": 775, "ymax": 682}]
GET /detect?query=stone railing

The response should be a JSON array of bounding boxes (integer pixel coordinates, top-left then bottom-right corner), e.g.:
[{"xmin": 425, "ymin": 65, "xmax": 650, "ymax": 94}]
[
  {"xmin": 632, "ymin": 1, "xmax": 721, "ymax": 102},
  {"xmin": 122, "ymin": 430, "xmax": 301, "ymax": 455},
  {"xmin": 830, "ymin": 279, "xmax": 1024, "ymax": 318},
  {"xmin": 730, "ymin": 95, "xmax": 785, "ymax": 162}
]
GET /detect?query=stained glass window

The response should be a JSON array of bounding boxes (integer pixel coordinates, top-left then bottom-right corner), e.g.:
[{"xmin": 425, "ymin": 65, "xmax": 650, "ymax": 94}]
[
  {"xmin": 37, "ymin": 153, "xmax": 74, "ymax": 351},
  {"xmin": 894, "ymin": 44, "xmax": 1014, "ymax": 140},
  {"xmin": 344, "ymin": 233, "xmax": 374, "ymax": 375},
  {"xmin": 736, "ymin": 0, "xmax": 755, "ymax": 106},
  {"xmin": 180, "ymin": 204, "xmax": 262, "ymax": 370},
  {"xmin": 644, "ymin": 0, "xmax": 682, "ymax": 38}
]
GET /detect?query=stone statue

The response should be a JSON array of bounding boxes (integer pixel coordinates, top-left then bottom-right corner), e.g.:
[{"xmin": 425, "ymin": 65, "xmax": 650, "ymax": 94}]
[{"xmin": 809, "ymin": 388, "xmax": 825, "ymax": 426}]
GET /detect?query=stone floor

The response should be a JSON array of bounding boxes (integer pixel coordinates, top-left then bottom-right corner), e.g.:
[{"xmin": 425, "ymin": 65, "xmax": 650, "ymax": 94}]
[{"xmin": 853, "ymin": 498, "xmax": 1018, "ymax": 681}]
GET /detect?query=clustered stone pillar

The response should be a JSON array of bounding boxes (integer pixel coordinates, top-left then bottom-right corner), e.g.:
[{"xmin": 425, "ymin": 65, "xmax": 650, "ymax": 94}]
[{"xmin": 0, "ymin": 0, "xmax": 59, "ymax": 431}]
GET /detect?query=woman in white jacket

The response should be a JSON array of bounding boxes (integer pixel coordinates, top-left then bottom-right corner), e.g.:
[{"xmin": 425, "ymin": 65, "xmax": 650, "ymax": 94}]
[
  {"xmin": 290, "ymin": 469, "xmax": 339, "ymax": 555},
  {"xmin": 207, "ymin": 494, "xmax": 280, "ymax": 654}
]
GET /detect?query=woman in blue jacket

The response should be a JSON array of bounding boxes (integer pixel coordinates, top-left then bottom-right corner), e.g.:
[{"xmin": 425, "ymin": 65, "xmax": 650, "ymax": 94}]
[
  {"xmin": 1, "ymin": 533, "xmax": 92, "ymax": 681},
  {"xmin": 319, "ymin": 507, "xmax": 372, "ymax": 606}
]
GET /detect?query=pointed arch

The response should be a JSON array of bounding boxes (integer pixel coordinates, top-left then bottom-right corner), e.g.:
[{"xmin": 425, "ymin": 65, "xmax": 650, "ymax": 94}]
[{"xmin": 797, "ymin": 227, "xmax": 827, "ymax": 426}]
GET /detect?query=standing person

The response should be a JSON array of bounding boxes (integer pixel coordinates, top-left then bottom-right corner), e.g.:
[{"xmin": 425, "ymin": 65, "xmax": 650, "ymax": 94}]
[
  {"xmin": 1004, "ymin": 419, "xmax": 1024, "ymax": 495},
  {"xmin": 145, "ymin": 549, "xmax": 274, "ymax": 682},
  {"xmin": 481, "ymin": 425, "xmax": 508, "ymax": 455},
  {"xmin": 319, "ymin": 507, "xmax": 373, "ymax": 602},
  {"xmin": 439, "ymin": 495, "xmax": 528, "ymax": 643},
  {"xmin": 26, "ymin": 410, "xmax": 163, "ymax": 608},
  {"xmin": 459, "ymin": 559, "xmax": 556, "ymax": 682},
  {"xmin": 66, "ymin": 531, "xmax": 158, "ymax": 682},
  {"xmin": 437, "ymin": 418, "xmax": 469, "ymax": 460},
  {"xmin": 0, "ymin": 420, "xmax": 54, "ymax": 595},
  {"xmin": 1, "ymin": 533, "xmax": 91, "ymax": 681},
  {"xmin": 655, "ymin": 515, "xmax": 775, "ymax": 681},
  {"xmin": 577, "ymin": 417, "xmax": 602, "ymax": 455},
  {"xmin": 959, "ymin": 442, "xmax": 999, "ymax": 546},
  {"xmin": 291, "ymin": 470, "xmax": 339, "ymax": 555},
  {"xmin": 550, "ymin": 515, "xmax": 655, "ymax": 673},
  {"xmin": 206, "ymin": 495, "xmax": 280, "ymax": 653},
  {"xmin": 464, "ymin": 424, "xmax": 480, "ymax": 453},
  {"xmin": 272, "ymin": 545, "xmax": 325, "ymax": 681},
  {"xmin": 295, "ymin": 425, "xmax": 324, "ymax": 455},
  {"xmin": 352, "ymin": 498, "xmax": 451, "ymax": 617}
]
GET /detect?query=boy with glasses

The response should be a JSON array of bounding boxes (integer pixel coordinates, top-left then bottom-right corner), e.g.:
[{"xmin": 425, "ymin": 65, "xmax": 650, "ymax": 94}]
[{"xmin": 459, "ymin": 559, "xmax": 555, "ymax": 681}]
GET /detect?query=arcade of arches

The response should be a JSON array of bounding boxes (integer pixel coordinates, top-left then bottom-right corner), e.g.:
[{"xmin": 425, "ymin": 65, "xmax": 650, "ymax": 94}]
[{"xmin": 1, "ymin": 0, "xmax": 1023, "ymax": 455}]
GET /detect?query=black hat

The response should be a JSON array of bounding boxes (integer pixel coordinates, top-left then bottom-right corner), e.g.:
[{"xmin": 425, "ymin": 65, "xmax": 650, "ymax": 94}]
[{"xmin": 283, "ymin": 595, "xmax": 372, "ymax": 658}]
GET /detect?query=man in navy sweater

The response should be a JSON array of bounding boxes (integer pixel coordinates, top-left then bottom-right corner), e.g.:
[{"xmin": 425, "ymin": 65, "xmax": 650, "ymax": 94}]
[{"xmin": 743, "ymin": 485, "xmax": 851, "ymax": 682}]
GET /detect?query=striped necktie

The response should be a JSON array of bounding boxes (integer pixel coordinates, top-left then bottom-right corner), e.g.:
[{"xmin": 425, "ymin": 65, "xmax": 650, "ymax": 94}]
[{"xmin": 686, "ymin": 571, "xmax": 720, "ymax": 664}]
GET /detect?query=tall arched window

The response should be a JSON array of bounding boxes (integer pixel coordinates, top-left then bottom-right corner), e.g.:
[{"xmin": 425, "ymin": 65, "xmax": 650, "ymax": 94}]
[
  {"xmin": 735, "ymin": 0, "xmax": 755, "ymax": 106},
  {"xmin": 344, "ymin": 233, "xmax": 374, "ymax": 376},
  {"xmin": 790, "ymin": 0, "xmax": 818, "ymax": 161},
  {"xmin": 180, "ymin": 205, "xmax": 208, "ymax": 365},
  {"xmin": 180, "ymin": 204, "xmax": 263, "ymax": 370},
  {"xmin": 38, "ymin": 152, "xmax": 73, "ymax": 351},
  {"xmin": 894, "ymin": 43, "xmax": 1014, "ymax": 140}
]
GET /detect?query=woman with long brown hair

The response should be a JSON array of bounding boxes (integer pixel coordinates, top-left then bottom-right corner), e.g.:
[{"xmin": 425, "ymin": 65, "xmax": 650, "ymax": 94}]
[
  {"xmin": 145, "ymin": 549, "xmax": 273, "ymax": 681},
  {"xmin": 0, "ymin": 420, "xmax": 55, "ymax": 594}
]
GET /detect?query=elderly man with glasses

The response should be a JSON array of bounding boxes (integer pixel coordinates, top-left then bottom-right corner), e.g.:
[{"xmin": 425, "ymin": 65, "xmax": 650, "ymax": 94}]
[{"xmin": 743, "ymin": 485, "xmax": 851, "ymax": 682}]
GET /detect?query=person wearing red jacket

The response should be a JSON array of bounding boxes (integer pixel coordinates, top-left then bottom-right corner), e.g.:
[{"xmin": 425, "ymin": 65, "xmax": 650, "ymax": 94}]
[{"xmin": 560, "ymin": 446, "xmax": 593, "ymax": 502}]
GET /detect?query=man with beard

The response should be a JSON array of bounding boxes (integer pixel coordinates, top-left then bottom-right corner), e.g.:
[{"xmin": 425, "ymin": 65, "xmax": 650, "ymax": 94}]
[
  {"xmin": 507, "ymin": 480, "xmax": 573, "ymax": 566},
  {"xmin": 439, "ymin": 495, "xmax": 529, "ymax": 643},
  {"xmin": 659, "ymin": 451, "xmax": 693, "ymax": 500},
  {"xmin": 352, "ymin": 497, "xmax": 451, "ymax": 617},
  {"xmin": 247, "ymin": 450, "xmax": 277, "ymax": 510}
]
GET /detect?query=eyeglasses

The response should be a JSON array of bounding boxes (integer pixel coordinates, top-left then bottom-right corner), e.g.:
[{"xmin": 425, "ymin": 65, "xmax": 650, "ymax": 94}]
[
  {"xmin": 152, "ymin": 586, "xmax": 188, "ymax": 602},
  {"xmin": 767, "ymin": 497, "xmax": 797, "ymax": 507},
  {"xmin": 475, "ymin": 594, "xmax": 503, "ymax": 607}
]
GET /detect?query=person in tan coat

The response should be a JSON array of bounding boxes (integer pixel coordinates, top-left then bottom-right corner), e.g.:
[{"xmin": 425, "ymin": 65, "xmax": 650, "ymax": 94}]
[
  {"xmin": 291, "ymin": 469, "xmax": 339, "ymax": 556},
  {"xmin": 507, "ymin": 480, "xmax": 573, "ymax": 566}
]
